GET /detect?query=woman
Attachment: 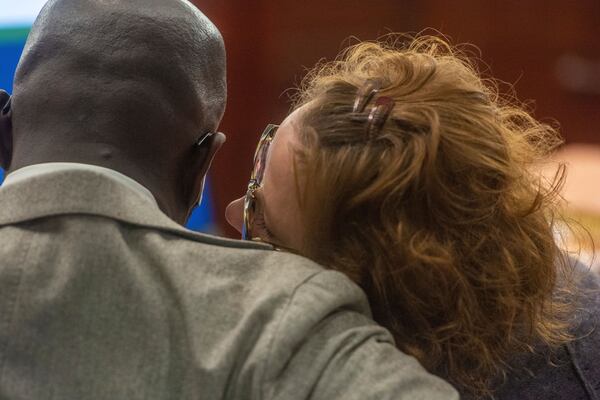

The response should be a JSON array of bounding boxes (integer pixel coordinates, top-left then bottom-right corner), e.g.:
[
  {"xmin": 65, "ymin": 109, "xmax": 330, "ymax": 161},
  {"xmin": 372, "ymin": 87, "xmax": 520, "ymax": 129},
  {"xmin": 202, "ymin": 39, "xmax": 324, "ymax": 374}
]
[{"xmin": 226, "ymin": 36, "xmax": 600, "ymax": 399}]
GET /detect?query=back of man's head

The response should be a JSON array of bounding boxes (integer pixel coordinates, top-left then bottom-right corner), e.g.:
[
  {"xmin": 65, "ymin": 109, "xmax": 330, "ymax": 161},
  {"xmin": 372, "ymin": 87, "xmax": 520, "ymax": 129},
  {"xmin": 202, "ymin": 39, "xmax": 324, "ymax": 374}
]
[{"xmin": 1, "ymin": 0, "xmax": 227, "ymax": 222}]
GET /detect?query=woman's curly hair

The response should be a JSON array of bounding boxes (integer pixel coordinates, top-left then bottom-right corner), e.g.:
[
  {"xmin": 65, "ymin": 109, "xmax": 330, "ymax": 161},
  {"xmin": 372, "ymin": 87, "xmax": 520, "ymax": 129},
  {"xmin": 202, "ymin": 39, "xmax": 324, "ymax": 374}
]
[{"xmin": 291, "ymin": 35, "xmax": 575, "ymax": 396}]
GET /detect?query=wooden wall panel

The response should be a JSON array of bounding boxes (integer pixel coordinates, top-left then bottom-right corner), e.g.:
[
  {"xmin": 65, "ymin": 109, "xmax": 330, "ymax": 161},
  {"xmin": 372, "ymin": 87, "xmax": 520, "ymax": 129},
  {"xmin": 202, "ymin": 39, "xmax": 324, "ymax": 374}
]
[{"xmin": 416, "ymin": 0, "xmax": 600, "ymax": 144}]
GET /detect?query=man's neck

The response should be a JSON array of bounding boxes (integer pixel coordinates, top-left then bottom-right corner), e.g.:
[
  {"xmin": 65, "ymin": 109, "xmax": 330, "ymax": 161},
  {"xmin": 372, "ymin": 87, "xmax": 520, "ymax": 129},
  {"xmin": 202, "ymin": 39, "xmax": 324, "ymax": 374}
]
[
  {"xmin": 4, "ymin": 162, "xmax": 159, "ymax": 206},
  {"xmin": 9, "ymin": 152, "xmax": 189, "ymax": 224}
]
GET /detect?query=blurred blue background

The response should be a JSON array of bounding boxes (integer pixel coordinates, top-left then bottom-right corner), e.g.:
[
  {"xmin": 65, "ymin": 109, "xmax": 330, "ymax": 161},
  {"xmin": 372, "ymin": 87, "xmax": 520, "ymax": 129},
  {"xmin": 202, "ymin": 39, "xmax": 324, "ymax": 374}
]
[{"xmin": 0, "ymin": 2, "xmax": 217, "ymax": 232}]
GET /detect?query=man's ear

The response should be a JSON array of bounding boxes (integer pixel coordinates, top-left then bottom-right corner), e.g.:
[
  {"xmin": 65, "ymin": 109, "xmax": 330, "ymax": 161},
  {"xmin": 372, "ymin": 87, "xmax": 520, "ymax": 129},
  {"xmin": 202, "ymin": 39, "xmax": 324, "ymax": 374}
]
[
  {"xmin": 0, "ymin": 90, "xmax": 13, "ymax": 170},
  {"xmin": 186, "ymin": 132, "xmax": 226, "ymax": 211}
]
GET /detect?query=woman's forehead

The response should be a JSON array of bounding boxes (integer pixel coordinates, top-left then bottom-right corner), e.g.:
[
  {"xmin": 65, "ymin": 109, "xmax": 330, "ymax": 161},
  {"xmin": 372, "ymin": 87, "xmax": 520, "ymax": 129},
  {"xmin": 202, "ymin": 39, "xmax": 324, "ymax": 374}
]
[
  {"xmin": 280, "ymin": 104, "xmax": 307, "ymax": 132},
  {"xmin": 256, "ymin": 106, "xmax": 306, "ymax": 244},
  {"xmin": 260, "ymin": 103, "xmax": 311, "ymax": 203},
  {"xmin": 264, "ymin": 112, "xmax": 300, "ymax": 185}
]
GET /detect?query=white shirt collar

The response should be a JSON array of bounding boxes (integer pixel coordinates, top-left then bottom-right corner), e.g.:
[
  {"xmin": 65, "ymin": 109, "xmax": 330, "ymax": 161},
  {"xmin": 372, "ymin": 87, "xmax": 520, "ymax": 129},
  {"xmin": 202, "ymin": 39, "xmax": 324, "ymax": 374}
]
[{"xmin": 2, "ymin": 162, "xmax": 158, "ymax": 206}]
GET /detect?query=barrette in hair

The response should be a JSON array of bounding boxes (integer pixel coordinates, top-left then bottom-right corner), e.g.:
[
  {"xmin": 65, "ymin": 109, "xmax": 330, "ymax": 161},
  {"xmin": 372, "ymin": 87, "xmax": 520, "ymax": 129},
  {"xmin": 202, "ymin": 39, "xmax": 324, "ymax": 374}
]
[
  {"xmin": 366, "ymin": 96, "xmax": 395, "ymax": 138},
  {"xmin": 352, "ymin": 78, "xmax": 382, "ymax": 113}
]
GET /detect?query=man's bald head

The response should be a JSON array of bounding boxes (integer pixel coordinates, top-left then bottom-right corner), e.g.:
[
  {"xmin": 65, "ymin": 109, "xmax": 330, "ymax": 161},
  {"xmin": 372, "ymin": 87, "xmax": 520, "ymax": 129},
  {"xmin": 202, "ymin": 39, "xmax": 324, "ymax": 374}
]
[
  {"xmin": 13, "ymin": 0, "xmax": 225, "ymax": 145},
  {"xmin": 1, "ymin": 0, "xmax": 228, "ymax": 223}
]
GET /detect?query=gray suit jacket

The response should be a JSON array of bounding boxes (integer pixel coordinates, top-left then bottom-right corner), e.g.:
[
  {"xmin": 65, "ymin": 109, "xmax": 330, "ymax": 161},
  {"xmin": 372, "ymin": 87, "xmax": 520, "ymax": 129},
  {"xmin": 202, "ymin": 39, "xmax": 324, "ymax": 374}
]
[{"xmin": 0, "ymin": 168, "xmax": 458, "ymax": 400}]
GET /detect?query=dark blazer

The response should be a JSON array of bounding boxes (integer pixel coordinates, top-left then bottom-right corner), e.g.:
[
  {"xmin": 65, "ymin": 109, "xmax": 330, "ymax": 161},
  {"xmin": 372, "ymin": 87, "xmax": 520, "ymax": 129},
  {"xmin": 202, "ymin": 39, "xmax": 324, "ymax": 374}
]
[
  {"xmin": 0, "ymin": 167, "xmax": 458, "ymax": 400},
  {"xmin": 462, "ymin": 266, "xmax": 600, "ymax": 400}
]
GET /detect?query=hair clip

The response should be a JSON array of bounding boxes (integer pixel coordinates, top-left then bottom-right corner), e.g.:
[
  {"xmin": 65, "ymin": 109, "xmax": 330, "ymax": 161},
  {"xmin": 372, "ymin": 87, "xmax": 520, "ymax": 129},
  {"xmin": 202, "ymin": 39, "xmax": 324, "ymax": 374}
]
[
  {"xmin": 352, "ymin": 79, "xmax": 382, "ymax": 113},
  {"xmin": 366, "ymin": 96, "xmax": 395, "ymax": 138}
]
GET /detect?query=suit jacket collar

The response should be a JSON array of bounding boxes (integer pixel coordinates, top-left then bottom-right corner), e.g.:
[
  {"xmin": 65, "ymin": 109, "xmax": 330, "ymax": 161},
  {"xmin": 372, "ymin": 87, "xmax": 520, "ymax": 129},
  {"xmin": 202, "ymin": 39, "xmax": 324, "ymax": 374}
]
[
  {"xmin": 2, "ymin": 162, "xmax": 158, "ymax": 207},
  {"xmin": 0, "ymin": 168, "xmax": 268, "ymax": 250}
]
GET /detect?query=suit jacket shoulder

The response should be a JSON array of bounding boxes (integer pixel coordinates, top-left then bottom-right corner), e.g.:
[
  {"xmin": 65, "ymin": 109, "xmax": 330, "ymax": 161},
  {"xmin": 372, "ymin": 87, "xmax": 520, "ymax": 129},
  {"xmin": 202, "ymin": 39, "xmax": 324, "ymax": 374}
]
[{"xmin": 0, "ymin": 169, "xmax": 458, "ymax": 400}]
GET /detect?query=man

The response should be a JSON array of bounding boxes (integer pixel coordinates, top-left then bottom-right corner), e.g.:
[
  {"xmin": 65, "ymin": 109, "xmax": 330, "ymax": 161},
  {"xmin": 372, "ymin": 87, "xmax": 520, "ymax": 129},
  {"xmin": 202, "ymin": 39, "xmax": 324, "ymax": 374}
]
[{"xmin": 0, "ymin": 1, "xmax": 458, "ymax": 399}]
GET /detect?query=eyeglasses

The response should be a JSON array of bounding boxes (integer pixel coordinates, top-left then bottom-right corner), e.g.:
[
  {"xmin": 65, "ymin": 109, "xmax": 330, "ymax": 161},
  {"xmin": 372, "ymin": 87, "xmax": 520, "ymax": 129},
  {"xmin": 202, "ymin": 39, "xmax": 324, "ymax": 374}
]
[{"xmin": 242, "ymin": 124, "xmax": 278, "ymax": 241}]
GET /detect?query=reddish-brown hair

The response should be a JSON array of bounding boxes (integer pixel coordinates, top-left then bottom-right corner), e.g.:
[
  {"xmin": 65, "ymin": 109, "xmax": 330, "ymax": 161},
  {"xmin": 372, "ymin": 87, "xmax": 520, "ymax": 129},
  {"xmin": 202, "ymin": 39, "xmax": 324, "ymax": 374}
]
[{"xmin": 292, "ymin": 35, "xmax": 575, "ymax": 396}]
